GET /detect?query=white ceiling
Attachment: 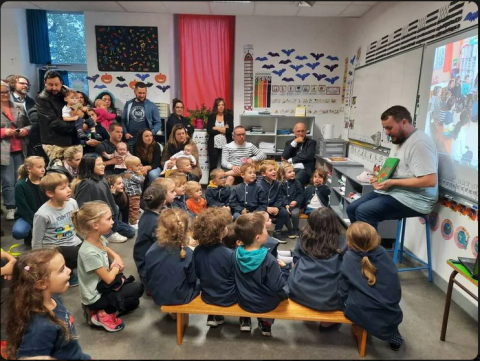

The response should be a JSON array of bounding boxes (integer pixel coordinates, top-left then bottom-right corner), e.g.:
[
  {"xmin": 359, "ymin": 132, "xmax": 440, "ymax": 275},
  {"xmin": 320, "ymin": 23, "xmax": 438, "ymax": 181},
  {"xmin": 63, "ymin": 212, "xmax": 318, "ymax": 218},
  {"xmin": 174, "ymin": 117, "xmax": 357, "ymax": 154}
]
[{"xmin": 2, "ymin": 1, "xmax": 378, "ymax": 17}]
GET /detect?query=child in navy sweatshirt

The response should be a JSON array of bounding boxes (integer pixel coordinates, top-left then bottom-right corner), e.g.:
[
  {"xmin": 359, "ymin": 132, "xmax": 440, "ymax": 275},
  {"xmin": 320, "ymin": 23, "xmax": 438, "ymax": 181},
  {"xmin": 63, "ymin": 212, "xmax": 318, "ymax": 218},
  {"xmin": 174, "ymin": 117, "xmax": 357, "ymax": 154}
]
[
  {"xmin": 206, "ymin": 168, "xmax": 231, "ymax": 209},
  {"xmin": 145, "ymin": 209, "xmax": 200, "ymax": 306},
  {"xmin": 168, "ymin": 171, "xmax": 189, "ymax": 211},
  {"xmin": 286, "ymin": 208, "xmax": 346, "ymax": 326},
  {"xmin": 338, "ymin": 222, "xmax": 404, "ymax": 351},
  {"xmin": 229, "ymin": 164, "xmax": 267, "ymax": 220},
  {"xmin": 277, "ymin": 162, "xmax": 304, "ymax": 238},
  {"xmin": 192, "ymin": 208, "xmax": 239, "ymax": 328},
  {"xmin": 133, "ymin": 185, "xmax": 166, "ymax": 288},
  {"xmin": 303, "ymin": 168, "xmax": 331, "ymax": 213},
  {"xmin": 233, "ymin": 213, "xmax": 289, "ymax": 337},
  {"xmin": 258, "ymin": 162, "xmax": 290, "ymax": 240}
]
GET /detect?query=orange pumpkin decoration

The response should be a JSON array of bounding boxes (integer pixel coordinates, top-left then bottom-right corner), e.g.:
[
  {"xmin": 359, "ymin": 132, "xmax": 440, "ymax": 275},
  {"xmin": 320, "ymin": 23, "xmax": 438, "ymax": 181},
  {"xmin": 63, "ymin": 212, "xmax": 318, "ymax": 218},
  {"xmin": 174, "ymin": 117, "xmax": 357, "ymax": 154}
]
[
  {"xmin": 155, "ymin": 73, "xmax": 167, "ymax": 84},
  {"xmin": 129, "ymin": 80, "xmax": 138, "ymax": 89},
  {"xmin": 101, "ymin": 73, "xmax": 113, "ymax": 84}
]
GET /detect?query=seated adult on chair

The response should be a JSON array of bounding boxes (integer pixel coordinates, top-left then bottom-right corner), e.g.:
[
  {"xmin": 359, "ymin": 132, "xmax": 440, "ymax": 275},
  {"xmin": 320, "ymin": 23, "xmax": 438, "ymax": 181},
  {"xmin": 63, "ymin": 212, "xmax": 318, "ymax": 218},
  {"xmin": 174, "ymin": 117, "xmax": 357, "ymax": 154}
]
[
  {"xmin": 221, "ymin": 125, "xmax": 267, "ymax": 186},
  {"xmin": 346, "ymin": 106, "xmax": 438, "ymax": 230},
  {"xmin": 281, "ymin": 122, "xmax": 317, "ymax": 186}
]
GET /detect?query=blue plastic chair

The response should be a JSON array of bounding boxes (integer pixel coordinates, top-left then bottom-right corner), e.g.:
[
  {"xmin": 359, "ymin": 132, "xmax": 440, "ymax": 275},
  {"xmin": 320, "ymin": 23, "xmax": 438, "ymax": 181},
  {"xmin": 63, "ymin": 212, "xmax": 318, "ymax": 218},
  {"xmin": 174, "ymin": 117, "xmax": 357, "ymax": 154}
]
[{"xmin": 387, "ymin": 216, "xmax": 433, "ymax": 282}]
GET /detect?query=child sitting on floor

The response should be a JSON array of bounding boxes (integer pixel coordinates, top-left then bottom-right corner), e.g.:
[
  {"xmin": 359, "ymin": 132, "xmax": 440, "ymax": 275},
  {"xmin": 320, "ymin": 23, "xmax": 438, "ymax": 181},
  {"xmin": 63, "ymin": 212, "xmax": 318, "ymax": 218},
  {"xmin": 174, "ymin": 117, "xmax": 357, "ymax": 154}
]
[
  {"xmin": 122, "ymin": 156, "xmax": 145, "ymax": 229},
  {"xmin": 153, "ymin": 178, "xmax": 177, "ymax": 208},
  {"xmin": 175, "ymin": 157, "xmax": 198, "ymax": 181},
  {"xmin": 303, "ymin": 168, "xmax": 331, "ymax": 213},
  {"xmin": 206, "ymin": 168, "xmax": 231, "ymax": 209},
  {"xmin": 185, "ymin": 181, "xmax": 207, "ymax": 216},
  {"xmin": 106, "ymin": 174, "xmax": 129, "ymax": 224},
  {"xmin": 167, "ymin": 171, "xmax": 188, "ymax": 212},
  {"xmin": 277, "ymin": 162, "xmax": 304, "ymax": 238}
]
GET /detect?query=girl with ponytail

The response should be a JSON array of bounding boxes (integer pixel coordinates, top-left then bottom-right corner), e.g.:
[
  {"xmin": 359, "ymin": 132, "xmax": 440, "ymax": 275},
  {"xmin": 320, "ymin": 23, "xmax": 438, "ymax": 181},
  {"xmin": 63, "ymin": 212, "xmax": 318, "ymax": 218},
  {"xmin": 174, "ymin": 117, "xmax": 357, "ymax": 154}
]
[
  {"xmin": 338, "ymin": 222, "xmax": 404, "ymax": 351},
  {"xmin": 144, "ymin": 208, "xmax": 200, "ymax": 307}
]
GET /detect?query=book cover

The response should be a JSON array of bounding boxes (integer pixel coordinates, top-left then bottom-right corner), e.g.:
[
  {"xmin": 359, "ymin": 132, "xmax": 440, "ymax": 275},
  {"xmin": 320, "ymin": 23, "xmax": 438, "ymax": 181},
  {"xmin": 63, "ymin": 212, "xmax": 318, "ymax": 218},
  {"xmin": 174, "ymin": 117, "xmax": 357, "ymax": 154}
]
[{"xmin": 377, "ymin": 158, "xmax": 400, "ymax": 183}]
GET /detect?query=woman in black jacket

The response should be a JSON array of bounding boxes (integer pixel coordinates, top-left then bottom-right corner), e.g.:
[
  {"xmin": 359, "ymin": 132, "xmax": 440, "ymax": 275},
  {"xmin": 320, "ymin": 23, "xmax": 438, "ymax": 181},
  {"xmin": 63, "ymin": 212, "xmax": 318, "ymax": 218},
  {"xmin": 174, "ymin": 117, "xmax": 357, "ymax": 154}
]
[
  {"xmin": 206, "ymin": 98, "xmax": 233, "ymax": 173},
  {"xmin": 133, "ymin": 128, "xmax": 162, "ymax": 184},
  {"xmin": 165, "ymin": 98, "xmax": 194, "ymax": 143}
]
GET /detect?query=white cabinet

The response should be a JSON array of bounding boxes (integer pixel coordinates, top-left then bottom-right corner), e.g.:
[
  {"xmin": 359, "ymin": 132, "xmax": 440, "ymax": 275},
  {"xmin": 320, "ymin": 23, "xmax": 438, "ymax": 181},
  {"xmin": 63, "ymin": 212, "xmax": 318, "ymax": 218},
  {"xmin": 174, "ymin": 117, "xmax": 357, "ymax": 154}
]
[{"xmin": 191, "ymin": 129, "xmax": 209, "ymax": 185}]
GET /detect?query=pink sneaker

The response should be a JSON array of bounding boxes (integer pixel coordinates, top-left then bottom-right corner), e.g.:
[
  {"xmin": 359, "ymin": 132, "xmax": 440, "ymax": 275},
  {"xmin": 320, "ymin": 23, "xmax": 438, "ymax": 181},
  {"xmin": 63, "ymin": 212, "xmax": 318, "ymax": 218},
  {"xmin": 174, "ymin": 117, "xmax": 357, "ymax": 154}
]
[{"xmin": 91, "ymin": 311, "xmax": 125, "ymax": 332}]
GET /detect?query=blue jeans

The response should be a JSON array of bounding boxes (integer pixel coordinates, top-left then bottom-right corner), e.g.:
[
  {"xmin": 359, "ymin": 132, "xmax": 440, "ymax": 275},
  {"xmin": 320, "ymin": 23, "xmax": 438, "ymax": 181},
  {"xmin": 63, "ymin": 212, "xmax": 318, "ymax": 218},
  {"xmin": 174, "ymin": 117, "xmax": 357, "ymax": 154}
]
[
  {"xmin": 346, "ymin": 191, "xmax": 424, "ymax": 230},
  {"xmin": 1, "ymin": 151, "xmax": 24, "ymax": 209},
  {"xmin": 111, "ymin": 205, "xmax": 136, "ymax": 239},
  {"xmin": 12, "ymin": 218, "xmax": 32, "ymax": 240},
  {"xmin": 148, "ymin": 167, "xmax": 162, "ymax": 183}
]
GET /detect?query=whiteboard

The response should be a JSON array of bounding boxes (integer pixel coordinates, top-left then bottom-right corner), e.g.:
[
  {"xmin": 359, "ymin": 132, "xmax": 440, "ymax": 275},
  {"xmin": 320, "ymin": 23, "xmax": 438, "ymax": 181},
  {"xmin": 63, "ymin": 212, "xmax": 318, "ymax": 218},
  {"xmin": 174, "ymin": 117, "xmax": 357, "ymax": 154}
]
[{"xmin": 349, "ymin": 46, "xmax": 424, "ymax": 148}]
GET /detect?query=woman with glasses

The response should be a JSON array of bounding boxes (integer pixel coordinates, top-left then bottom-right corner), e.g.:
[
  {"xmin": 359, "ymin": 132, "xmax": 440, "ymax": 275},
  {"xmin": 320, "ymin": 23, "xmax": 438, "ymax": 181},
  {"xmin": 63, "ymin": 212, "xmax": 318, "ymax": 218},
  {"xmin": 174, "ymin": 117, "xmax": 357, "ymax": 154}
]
[
  {"xmin": 1, "ymin": 80, "xmax": 31, "ymax": 221},
  {"xmin": 161, "ymin": 123, "xmax": 202, "ymax": 181},
  {"xmin": 166, "ymin": 98, "xmax": 194, "ymax": 143},
  {"xmin": 207, "ymin": 98, "xmax": 233, "ymax": 172},
  {"xmin": 73, "ymin": 154, "xmax": 135, "ymax": 243}
]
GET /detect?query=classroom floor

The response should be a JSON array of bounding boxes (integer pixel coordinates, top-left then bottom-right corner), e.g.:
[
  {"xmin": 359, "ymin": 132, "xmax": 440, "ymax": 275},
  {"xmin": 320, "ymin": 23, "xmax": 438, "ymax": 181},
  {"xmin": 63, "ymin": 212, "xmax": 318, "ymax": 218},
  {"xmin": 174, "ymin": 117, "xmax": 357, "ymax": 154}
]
[{"xmin": 1, "ymin": 212, "xmax": 478, "ymax": 360}]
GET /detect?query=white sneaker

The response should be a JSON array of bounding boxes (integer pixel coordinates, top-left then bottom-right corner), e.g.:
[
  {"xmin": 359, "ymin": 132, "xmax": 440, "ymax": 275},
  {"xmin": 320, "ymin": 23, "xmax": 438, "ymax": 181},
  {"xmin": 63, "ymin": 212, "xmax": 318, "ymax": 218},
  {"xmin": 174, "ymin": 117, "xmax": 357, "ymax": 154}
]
[
  {"xmin": 6, "ymin": 209, "xmax": 15, "ymax": 220},
  {"xmin": 107, "ymin": 232, "xmax": 128, "ymax": 243},
  {"xmin": 130, "ymin": 223, "xmax": 139, "ymax": 230},
  {"xmin": 356, "ymin": 171, "xmax": 372, "ymax": 183}
]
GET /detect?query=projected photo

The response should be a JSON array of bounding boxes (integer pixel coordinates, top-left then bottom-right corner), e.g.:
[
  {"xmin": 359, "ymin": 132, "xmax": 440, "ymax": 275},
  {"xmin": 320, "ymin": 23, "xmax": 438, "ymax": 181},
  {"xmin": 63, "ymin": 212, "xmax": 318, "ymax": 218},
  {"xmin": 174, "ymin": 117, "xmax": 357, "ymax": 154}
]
[{"xmin": 425, "ymin": 35, "xmax": 478, "ymax": 169}]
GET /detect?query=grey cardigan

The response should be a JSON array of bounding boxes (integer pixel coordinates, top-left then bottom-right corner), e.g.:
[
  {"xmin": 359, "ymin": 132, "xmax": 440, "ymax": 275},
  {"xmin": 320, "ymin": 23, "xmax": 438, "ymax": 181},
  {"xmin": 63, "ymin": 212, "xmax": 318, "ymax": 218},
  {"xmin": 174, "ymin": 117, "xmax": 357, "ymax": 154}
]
[{"xmin": 1, "ymin": 101, "xmax": 31, "ymax": 166}]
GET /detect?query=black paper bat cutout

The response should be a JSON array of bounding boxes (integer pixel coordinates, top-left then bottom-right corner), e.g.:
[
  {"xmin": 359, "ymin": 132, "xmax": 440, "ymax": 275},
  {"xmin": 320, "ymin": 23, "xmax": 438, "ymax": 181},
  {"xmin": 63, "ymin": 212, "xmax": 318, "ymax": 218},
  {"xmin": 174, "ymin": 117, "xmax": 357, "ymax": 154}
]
[
  {"xmin": 290, "ymin": 64, "xmax": 304, "ymax": 72},
  {"xmin": 281, "ymin": 77, "xmax": 295, "ymax": 82},
  {"xmin": 86, "ymin": 74, "xmax": 99, "ymax": 83},
  {"xmin": 116, "ymin": 76, "xmax": 126, "ymax": 81},
  {"xmin": 272, "ymin": 69, "xmax": 286, "ymax": 77},
  {"xmin": 306, "ymin": 62, "xmax": 320, "ymax": 70},
  {"xmin": 325, "ymin": 76, "xmax": 339, "ymax": 84},
  {"xmin": 282, "ymin": 49, "xmax": 295, "ymax": 56},
  {"xmin": 350, "ymin": 55, "xmax": 355, "ymax": 65},
  {"xmin": 464, "ymin": 11, "xmax": 478, "ymax": 21},
  {"xmin": 326, "ymin": 55, "xmax": 339, "ymax": 61},
  {"xmin": 136, "ymin": 74, "xmax": 150, "ymax": 81},
  {"xmin": 156, "ymin": 85, "xmax": 171, "ymax": 92},
  {"xmin": 262, "ymin": 64, "xmax": 275, "ymax": 69},
  {"xmin": 115, "ymin": 83, "xmax": 128, "ymax": 88},
  {"xmin": 313, "ymin": 73, "xmax": 327, "ymax": 81},
  {"xmin": 324, "ymin": 64, "xmax": 339, "ymax": 72},
  {"xmin": 255, "ymin": 56, "xmax": 268, "ymax": 61},
  {"xmin": 94, "ymin": 84, "xmax": 107, "ymax": 89},
  {"xmin": 279, "ymin": 59, "xmax": 292, "ymax": 64},
  {"xmin": 296, "ymin": 73, "xmax": 311, "ymax": 81},
  {"xmin": 268, "ymin": 52, "xmax": 280, "ymax": 57},
  {"xmin": 295, "ymin": 55, "xmax": 308, "ymax": 60},
  {"xmin": 145, "ymin": 82, "xmax": 154, "ymax": 87},
  {"xmin": 348, "ymin": 71, "xmax": 353, "ymax": 76},
  {"xmin": 310, "ymin": 53, "xmax": 324, "ymax": 61}
]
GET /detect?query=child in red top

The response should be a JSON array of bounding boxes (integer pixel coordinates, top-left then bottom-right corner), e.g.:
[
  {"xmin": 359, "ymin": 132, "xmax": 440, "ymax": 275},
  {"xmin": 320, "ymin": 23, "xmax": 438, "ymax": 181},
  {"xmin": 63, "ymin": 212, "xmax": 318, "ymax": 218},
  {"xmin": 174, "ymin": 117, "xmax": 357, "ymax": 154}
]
[
  {"xmin": 94, "ymin": 99, "xmax": 116, "ymax": 130},
  {"xmin": 185, "ymin": 181, "xmax": 206, "ymax": 215}
]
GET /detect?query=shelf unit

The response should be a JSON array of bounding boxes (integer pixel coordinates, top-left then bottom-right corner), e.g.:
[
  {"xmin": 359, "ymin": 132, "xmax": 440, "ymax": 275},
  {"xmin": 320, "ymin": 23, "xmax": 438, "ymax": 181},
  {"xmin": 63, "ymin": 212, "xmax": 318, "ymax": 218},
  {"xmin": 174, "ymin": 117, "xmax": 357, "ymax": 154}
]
[{"xmin": 239, "ymin": 115, "xmax": 315, "ymax": 157}]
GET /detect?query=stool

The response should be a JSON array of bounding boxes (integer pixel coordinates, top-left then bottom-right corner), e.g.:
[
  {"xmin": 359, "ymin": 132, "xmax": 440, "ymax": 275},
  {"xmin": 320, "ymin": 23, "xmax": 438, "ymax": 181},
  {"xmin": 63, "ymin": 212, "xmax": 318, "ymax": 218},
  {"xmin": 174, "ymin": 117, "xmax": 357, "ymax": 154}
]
[{"xmin": 387, "ymin": 216, "xmax": 433, "ymax": 282}]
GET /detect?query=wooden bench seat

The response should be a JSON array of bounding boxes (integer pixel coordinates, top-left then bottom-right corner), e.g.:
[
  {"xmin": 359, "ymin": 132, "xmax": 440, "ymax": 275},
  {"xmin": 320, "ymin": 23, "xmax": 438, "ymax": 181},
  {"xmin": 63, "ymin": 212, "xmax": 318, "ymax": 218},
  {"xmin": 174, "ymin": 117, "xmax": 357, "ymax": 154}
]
[{"xmin": 161, "ymin": 295, "xmax": 367, "ymax": 357}]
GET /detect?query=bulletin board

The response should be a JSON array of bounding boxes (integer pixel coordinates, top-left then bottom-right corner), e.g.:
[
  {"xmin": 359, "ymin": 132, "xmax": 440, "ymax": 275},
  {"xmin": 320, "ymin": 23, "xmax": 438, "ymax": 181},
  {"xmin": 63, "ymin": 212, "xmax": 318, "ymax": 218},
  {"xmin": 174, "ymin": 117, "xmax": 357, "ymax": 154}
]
[{"xmin": 95, "ymin": 26, "xmax": 159, "ymax": 72}]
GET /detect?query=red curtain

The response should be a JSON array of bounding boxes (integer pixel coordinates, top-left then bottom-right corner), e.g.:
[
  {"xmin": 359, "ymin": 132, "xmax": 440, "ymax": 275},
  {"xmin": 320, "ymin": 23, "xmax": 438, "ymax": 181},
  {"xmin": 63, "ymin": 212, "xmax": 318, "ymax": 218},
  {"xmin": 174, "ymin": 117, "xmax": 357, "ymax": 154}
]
[{"xmin": 178, "ymin": 15, "xmax": 235, "ymax": 114}]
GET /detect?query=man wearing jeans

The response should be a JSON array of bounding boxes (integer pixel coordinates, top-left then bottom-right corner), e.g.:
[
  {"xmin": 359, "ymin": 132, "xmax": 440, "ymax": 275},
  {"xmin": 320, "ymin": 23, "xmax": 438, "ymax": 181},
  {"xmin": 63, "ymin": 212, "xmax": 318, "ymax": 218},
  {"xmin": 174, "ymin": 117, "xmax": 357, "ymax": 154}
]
[{"xmin": 347, "ymin": 106, "xmax": 438, "ymax": 229}]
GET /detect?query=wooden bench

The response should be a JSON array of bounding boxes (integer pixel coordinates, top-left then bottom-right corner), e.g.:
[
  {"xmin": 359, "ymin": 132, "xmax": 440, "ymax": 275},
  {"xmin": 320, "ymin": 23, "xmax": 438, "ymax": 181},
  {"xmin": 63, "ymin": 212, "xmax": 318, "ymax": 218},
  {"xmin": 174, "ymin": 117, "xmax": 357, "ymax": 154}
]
[{"xmin": 161, "ymin": 295, "xmax": 367, "ymax": 357}]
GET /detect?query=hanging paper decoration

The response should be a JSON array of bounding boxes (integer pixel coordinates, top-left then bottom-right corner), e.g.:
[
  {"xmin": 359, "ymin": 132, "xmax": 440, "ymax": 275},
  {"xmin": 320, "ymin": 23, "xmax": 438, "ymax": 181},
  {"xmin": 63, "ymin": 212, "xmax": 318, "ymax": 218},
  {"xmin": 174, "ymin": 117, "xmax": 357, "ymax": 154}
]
[{"xmin": 441, "ymin": 219, "xmax": 454, "ymax": 240}]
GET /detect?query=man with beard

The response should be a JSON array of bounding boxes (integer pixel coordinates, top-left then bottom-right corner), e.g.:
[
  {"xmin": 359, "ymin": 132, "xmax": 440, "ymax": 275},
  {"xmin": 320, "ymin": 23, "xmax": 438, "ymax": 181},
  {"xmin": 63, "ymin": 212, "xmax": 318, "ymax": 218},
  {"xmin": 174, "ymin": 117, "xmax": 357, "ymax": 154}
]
[
  {"xmin": 121, "ymin": 82, "xmax": 161, "ymax": 152},
  {"xmin": 36, "ymin": 70, "xmax": 77, "ymax": 161},
  {"xmin": 346, "ymin": 106, "xmax": 438, "ymax": 229},
  {"xmin": 7, "ymin": 75, "xmax": 35, "ymax": 112}
]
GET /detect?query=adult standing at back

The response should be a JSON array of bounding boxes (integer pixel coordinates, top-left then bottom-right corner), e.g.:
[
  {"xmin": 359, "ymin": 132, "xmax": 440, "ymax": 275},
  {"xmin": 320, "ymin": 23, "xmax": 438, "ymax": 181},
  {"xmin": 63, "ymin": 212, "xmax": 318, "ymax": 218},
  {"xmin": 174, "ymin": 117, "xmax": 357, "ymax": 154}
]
[
  {"xmin": 281, "ymin": 122, "xmax": 317, "ymax": 186},
  {"xmin": 122, "ymin": 82, "xmax": 161, "ymax": 152},
  {"xmin": 7, "ymin": 75, "xmax": 35, "ymax": 113},
  {"xmin": 94, "ymin": 91, "xmax": 120, "ymax": 121},
  {"xmin": 207, "ymin": 97, "xmax": 233, "ymax": 172},
  {"xmin": 165, "ymin": 98, "xmax": 194, "ymax": 143},
  {"xmin": 36, "ymin": 70, "xmax": 77, "ymax": 161},
  {"xmin": 347, "ymin": 106, "xmax": 438, "ymax": 230}
]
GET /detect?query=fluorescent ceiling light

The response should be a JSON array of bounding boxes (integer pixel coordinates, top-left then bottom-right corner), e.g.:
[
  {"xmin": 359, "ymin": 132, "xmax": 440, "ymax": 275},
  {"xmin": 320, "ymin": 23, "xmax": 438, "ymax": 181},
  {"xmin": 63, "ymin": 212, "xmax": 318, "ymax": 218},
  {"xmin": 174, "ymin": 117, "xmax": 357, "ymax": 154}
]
[{"xmin": 212, "ymin": 1, "xmax": 253, "ymax": 3}]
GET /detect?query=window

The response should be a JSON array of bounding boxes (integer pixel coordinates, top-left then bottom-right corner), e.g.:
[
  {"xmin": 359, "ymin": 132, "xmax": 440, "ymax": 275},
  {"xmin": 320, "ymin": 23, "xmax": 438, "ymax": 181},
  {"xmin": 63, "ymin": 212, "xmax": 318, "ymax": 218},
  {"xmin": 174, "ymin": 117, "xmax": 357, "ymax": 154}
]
[{"xmin": 433, "ymin": 45, "xmax": 445, "ymax": 69}]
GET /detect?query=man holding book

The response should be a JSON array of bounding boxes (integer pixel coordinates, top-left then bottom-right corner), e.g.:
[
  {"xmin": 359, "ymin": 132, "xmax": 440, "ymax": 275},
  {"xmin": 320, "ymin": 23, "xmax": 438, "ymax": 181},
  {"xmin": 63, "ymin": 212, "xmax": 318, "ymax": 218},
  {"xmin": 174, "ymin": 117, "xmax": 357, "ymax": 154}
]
[{"xmin": 347, "ymin": 106, "xmax": 439, "ymax": 230}]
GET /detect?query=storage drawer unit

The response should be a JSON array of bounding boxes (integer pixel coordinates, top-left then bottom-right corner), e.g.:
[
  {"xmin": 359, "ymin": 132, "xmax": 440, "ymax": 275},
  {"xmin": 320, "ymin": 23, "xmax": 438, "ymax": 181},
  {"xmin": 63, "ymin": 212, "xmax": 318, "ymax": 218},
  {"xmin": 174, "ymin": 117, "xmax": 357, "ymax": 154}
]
[{"xmin": 318, "ymin": 139, "xmax": 347, "ymax": 157}]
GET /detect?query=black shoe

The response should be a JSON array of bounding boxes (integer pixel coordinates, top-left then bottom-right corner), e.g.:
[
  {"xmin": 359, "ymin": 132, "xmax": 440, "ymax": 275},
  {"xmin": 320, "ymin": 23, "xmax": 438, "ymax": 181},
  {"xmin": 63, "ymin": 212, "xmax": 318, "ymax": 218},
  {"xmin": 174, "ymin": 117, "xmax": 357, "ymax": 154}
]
[
  {"xmin": 389, "ymin": 332, "xmax": 404, "ymax": 351},
  {"xmin": 258, "ymin": 321, "xmax": 272, "ymax": 336},
  {"xmin": 206, "ymin": 315, "xmax": 225, "ymax": 327},
  {"xmin": 93, "ymin": 132, "xmax": 103, "ymax": 141},
  {"xmin": 240, "ymin": 317, "xmax": 252, "ymax": 332},
  {"xmin": 287, "ymin": 230, "xmax": 296, "ymax": 239},
  {"xmin": 77, "ymin": 130, "xmax": 88, "ymax": 140}
]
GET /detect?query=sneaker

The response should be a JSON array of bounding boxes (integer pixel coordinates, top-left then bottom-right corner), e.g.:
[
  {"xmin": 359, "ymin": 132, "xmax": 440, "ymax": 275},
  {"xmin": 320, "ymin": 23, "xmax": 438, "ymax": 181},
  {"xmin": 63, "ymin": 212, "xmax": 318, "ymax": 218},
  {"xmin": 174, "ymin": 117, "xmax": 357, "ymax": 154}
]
[
  {"xmin": 239, "ymin": 317, "xmax": 252, "ymax": 332},
  {"xmin": 287, "ymin": 230, "xmax": 296, "ymax": 239},
  {"xmin": 77, "ymin": 130, "xmax": 88, "ymax": 140},
  {"xmin": 129, "ymin": 223, "xmax": 139, "ymax": 230},
  {"xmin": 295, "ymin": 230, "xmax": 300, "ymax": 238},
  {"xmin": 206, "ymin": 315, "xmax": 225, "ymax": 327},
  {"xmin": 389, "ymin": 332, "xmax": 404, "ymax": 351},
  {"xmin": 273, "ymin": 231, "xmax": 288, "ymax": 244},
  {"xmin": 68, "ymin": 276, "xmax": 79, "ymax": 288},
  {"xmin": 6, "ymin": 209, "xmax": 15, "ymax": 221},
  {"xmin": 93, "ymin": 132, "xmax": 103, "ymax": 141},
  {"xmin": 356, "ymin": 171, "xmax": 372, "ymax": 183},
  {"xmin": 258, "ymin": 321, "xmax": 272, "ymax": 337},
  {"xmin": 91, "ymin": 311, "xmax": 125, "ymax": 332},
  {"xmin": 107, "ymin": 232, "xmax": 127, "ymax": 243}
]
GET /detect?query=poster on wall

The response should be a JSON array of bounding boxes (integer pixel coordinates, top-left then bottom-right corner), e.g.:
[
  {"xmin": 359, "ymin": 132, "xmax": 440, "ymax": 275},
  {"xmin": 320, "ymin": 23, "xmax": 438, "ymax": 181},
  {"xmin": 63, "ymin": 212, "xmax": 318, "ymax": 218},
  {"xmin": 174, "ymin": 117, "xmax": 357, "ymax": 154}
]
[
  {"xmin": 95, "ymin": 26, "xmax": 159, "ymax": 72},
  {"xmin": 244, "ymin": 44, "xmax": 254, "ymax": 110},
  {"xmin": 254, "ymin": 73, "xmax": 272, "ymax": 108}
]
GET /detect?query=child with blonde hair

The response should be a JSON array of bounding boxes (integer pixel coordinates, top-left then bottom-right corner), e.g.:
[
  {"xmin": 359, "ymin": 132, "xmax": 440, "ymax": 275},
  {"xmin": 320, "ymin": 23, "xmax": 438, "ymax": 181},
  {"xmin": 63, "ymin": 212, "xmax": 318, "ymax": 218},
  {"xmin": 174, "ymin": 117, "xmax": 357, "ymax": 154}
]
[
  {"xmin": 145, "ymin": 209, "xmax": 200, "ymax": 306},
  {"xmin": 122, "ymin": 156, "xmax": 145, "ymax": 228},
  {"xmin": 185, "ymin": 181, "xmax": 206, "ymax": 215},
  {"xmin": 338, "ymin": 222, "xmax": 403, "ymax": 351},
  {"xmin": 13, "ymin": 156, "xmax": 48, "ymax": 248},
  {"xmin": 74, "ymin": 201, "xmax": 144, "ymax": 332},
  {"xmin": 153, "ymin": 177, "xmax": 176, "ymax": 207},
  {"xmin": 5, "ymin": 249, "xmax": 91, "ymax": 359},
  {"xmin": 277, "ymin": 162, "xmax": 304, "ymax": 238},
  {"xmin": 168, "ymin": 171, "xmax": 188, "ymax": 211}
]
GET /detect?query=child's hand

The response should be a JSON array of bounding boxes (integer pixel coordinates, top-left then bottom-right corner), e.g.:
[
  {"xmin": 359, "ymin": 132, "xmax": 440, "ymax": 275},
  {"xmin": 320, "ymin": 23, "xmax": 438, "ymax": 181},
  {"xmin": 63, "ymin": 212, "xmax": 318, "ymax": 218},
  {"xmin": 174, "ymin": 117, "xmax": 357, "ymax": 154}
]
[
  {"xmin": 289, "ymin": 201, "xmax": 297, "ymax": 208},
  {"xmin": 241, "ymin": 209, "xmax": 248, "ymax": 215},
  {"xmin": 285, "ymin": 205, "xmax": 291, "ymax": 214},
  {"xmin": 2, "ymin": 259, "xmax": 16, "ymax": 280},
  {"xmin": 267, "ymin": 207, "xmax": 279, "ymax": 216},
  {"xmin": 112, "ymin": 256, "xmax": 124, "ymax": 271},
  {"xmin": 277, "ymin": 259, "xmax": 287, "ymax": 268}
]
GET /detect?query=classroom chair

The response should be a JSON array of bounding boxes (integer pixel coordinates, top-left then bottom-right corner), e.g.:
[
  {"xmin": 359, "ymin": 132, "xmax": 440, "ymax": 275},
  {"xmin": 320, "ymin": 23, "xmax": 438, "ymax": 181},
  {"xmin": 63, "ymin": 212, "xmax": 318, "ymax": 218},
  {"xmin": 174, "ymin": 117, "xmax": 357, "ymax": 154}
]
[{"xmin": 387, "ymin": 215, "xmax": 433, "ymax": 282}]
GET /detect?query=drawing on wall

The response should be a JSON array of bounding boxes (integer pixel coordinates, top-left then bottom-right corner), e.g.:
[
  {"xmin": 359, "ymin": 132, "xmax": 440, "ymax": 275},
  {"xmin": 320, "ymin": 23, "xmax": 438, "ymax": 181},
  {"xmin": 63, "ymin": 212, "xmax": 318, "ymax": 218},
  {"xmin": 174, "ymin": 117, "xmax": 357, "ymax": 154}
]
[
  {"xmin": 428, "ymin": 212, "xmax": 440, "ymax": 232},
  {"xmin": 326, "ymin": 86, "xmax": 340, "ymax": 95},
  {"xmin": 441, "ymin": 219, "xmax": 454, "ymax": 240},
  {"xmin": 454, "ymin": 226, "xmax": 470, "ymax": 250},
  {"xmin": 244, "ymin": 45, "xmax": 254, "ymax": 111},
  {"xmin": 95, "ymin": 26, "xmax": 159, "ymax": 72},
  {"xmin": 254, "ymin": 73, "xmax": 271, "ymax": 108}
]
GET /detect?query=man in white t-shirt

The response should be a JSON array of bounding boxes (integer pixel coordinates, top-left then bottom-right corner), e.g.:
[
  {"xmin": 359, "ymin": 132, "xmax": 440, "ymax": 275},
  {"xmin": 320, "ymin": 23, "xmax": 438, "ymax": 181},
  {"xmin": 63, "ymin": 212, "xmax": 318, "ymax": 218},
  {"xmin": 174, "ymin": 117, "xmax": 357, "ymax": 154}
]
[{"xmin": 347, "ymin": 105, "xmax": 439, "ymax": 230}]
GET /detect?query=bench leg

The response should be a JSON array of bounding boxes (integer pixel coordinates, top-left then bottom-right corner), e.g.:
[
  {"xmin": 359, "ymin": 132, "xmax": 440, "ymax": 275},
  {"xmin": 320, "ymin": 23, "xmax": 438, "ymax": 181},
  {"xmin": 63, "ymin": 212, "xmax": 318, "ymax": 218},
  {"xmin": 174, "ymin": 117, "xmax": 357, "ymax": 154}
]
[
  {"xmin": 351, "ymin": 324, "xmax": 367, "ymax": 357},
  {"xmin": 176, "ymin": 313, "xmax": 189, "ymax": 345}
]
